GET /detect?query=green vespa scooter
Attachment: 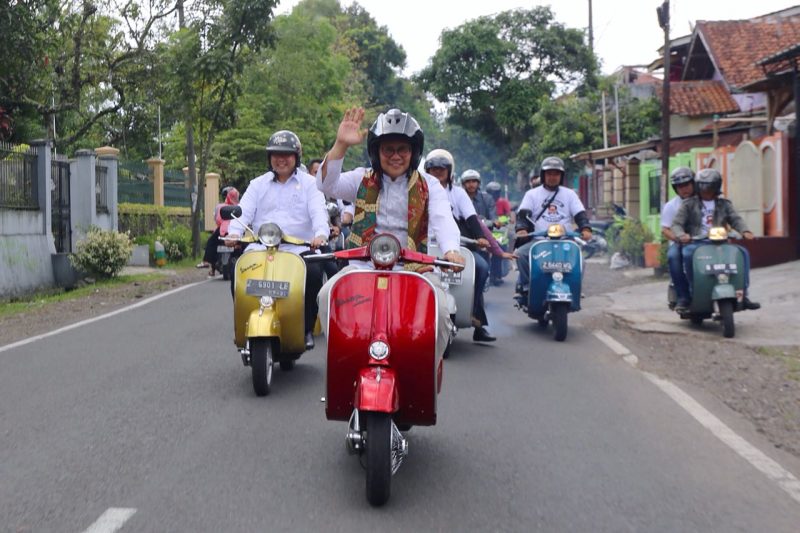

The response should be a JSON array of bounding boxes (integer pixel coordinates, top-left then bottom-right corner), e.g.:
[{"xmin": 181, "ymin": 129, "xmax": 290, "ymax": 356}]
[{"xmin": 667, "ymin": 227, "xmax": 746, "ymax": 338}]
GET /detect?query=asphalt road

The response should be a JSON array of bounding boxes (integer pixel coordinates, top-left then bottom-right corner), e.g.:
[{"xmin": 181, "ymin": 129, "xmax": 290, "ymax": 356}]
[{"xmin": 2, "ymin": 275, "xmax": 800, "ymax": 532}]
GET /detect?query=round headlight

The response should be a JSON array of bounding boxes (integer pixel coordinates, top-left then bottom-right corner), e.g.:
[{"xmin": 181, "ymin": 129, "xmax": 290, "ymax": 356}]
[
  {"xmin": 369, "ymin": 341, "xmax": 390, "ymax": 361},
  {"xmin": 369, "ymin": 234, "xmax": 401, "ymax": 268},
  {"xmin": 717, "ymin": 273, "xmax": 729, "ymax": 284},
  {"xmin": 259, "ymin": 296, "xmax": 274, "ymax": 308},
  {"xmin": 552, "ymin": 272, "xmax": 564, "ymax": 282},
  {"xmin": 258, "ymin": 223, "xmax": 283, "ymax": 247}
]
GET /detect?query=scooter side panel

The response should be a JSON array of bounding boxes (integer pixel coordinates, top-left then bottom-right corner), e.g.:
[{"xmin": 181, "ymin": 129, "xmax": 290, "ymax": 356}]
[
  {"xmin": 690, "ymin": 244, "xmax": 745, "ymax": 314},
  {"xmin": 233, "ymin": 250, "xmax": 306, "ymax": 354},
  {"xmin": 325, "ymin": 271, "xmax": 438, "ymax": 425},
  {"xmin": 428, "ymin": 244, "xmax": 476, "ymax": 329},
  {"xmin": 528, "ymin": 240, "xmax": 582, "ymax": 316}
]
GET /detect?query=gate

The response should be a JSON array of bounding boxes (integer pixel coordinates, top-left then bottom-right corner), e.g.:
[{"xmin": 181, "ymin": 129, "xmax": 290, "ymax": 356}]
[{"xmin": 51, "ymin": 156, "xmax": 71, "ymax": 253}]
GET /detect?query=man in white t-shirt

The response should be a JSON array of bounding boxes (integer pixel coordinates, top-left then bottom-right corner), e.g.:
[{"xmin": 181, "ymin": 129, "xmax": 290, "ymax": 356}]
[
  {"xmin": 513, "ymin": 156, "xmax": 592, "ymax": 296},
  {"xmin": 661, "ymin": 167, "xmax": 696, "ymax": 311}
]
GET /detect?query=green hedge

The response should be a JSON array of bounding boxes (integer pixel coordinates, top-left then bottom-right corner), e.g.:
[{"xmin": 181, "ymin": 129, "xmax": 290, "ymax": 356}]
[{"xmin": 118, "ymin": 203, "xmax": 194, "ymax": 240}]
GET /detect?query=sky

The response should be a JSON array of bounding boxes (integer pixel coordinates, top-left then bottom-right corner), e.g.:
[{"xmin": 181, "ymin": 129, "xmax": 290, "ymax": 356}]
[{"xmin": 276, "ymin": 0, "xmax": 797, "ymax": 76}]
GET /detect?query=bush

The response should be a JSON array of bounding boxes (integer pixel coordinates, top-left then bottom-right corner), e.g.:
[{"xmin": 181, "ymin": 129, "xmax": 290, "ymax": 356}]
[
  {"xmin": 607, "ymin": 217, "xmax": 654, "ymax": 266},
  {"xmin": 118, "ymin": 203, "xmax": 192, "ymax": 240},
  {"xmin": 70, "ymin": 227, "xmax": 134, "ymax": 278},
  {"xmin": 156, "ymin": 221, "xmax": 193, "ymax": 261}
]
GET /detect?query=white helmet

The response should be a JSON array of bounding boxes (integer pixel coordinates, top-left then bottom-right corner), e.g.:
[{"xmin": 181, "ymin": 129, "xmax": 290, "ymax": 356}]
[
  {"xmin": 424, "ymin": 149, "xmax": 456, "ymax": 182},
  {"xmin": 460, "ymin": 168, "xmax": 481, "ymax": 185}
]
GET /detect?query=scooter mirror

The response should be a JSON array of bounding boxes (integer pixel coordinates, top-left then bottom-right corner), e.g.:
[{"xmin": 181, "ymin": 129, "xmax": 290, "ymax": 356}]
[{"xmin": 220, "ymin": 205, "xmax": 242, "ymax": 220}]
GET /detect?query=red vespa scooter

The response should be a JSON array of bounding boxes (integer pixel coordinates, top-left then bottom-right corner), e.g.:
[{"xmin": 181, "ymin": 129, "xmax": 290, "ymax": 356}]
[{"xmin": 309, "ymin": 233, "xmax": 460, "ymax": 507}]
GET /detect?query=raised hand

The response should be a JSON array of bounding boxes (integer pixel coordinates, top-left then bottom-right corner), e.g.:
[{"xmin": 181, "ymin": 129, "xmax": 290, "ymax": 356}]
[{"xmin": 336, "ymin": 107, "xmax": 366, "ymax": 147}]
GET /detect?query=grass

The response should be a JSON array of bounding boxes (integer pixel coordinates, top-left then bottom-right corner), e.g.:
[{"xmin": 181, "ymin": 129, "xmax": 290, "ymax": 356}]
[
  {"xmin": 0, "ymin": 257, "xmax": 200, "ymax": 319},
  {"xmin": 757, "ymin": 346, "xmax": 800, "ymax": 381}
]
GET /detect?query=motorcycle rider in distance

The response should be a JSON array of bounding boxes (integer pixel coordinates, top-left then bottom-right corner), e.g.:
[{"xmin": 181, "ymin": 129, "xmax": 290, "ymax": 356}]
[
  {"xmin": 671, "ymin": 168, "xmax": 760, "ymax": 310},
  {"xmin": 198, "ymin": 185, "xmax": 239, "ymax": 277},
  {"xmin": 514, "ymin": 156, "xmax": 592, "ymax": 300},
  {"xmin": 226, "ymin": 130, "xmax": 330, "ymax": 350},
  {"xmin": 661, "ymin": 167, "xmax": 696, "ymax": 312},
  {"xmin": 485, "ymin": 180, "xmax": 513, "ymax": 286},
  {"xmin": 315, "ymin": 107, "xmax": 465, "ymax": 351},
  {"xmin": 424, "ymin": 148, "xmax": 505, "ymax": 342},
  {"xmin": 460, "ymin": 169, "xmax": 497, "ymax": 229}
]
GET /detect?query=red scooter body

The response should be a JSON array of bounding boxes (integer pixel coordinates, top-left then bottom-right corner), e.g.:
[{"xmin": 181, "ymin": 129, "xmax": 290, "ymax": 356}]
[{"xmin": 325, "ymin": 270, "xmax": 442, "ymax": 426}]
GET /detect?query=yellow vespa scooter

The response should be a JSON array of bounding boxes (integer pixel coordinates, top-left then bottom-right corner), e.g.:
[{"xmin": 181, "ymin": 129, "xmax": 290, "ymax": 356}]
[{"xmin": 221, "ymin": 206, "xmax": 310, "ymax": 396}]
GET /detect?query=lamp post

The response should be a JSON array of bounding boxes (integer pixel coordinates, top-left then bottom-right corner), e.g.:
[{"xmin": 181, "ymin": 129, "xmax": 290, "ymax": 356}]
[{"xmin": 657, "ymin": 0, "xmax": 670, "ymax": 208}]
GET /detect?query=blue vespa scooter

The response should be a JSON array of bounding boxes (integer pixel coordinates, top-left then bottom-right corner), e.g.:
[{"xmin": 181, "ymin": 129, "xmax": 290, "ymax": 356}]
[{"xmin": 518, "ymin": 224, "xmax": 584, "ymax": 341}]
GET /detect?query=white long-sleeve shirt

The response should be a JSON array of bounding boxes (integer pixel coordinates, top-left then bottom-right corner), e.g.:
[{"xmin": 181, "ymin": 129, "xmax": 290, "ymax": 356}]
[
  {"xmin": 446, "ymin": 185, "xmax": 478, "ymax": 220},
  {"xmin": 230, "ymin": 169, "xmax": 329, "ymax": 255},
  {"xmin": 316, "ymin": 157, "xmax": 461, "ymax": 255}
]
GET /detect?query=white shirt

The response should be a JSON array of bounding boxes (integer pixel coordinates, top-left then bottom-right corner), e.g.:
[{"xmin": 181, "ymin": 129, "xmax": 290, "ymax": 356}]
[
  {"xmin": 517, "ymin": 185, "xmax": 586, "ymax": 233},
  {"xmin": 701, "ymin": 199, "xmax": 715, "ymax": 234},
  {"xmin": 660, "ymin": 196, "xmax": 683, "ymax": 229},
  {"xmin": 230, "ymin": 169, "xmax": 329, "ymax": 255},
  {"xmin": 316, "ymin": 158, "xmax": 461, "ymax": 256},
  {"xmin": 446, "ymin": 185, "xmax": 477, "ymax": 220}
]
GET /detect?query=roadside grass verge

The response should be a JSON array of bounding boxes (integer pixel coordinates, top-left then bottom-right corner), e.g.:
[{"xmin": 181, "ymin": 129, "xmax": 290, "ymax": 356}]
[{"xmin": 757, "ymin": 346, "xmax": 800, "ymax": 381}]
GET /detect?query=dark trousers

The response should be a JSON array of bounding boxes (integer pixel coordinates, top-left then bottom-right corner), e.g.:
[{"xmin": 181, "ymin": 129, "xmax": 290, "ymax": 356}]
[
  {"xmin": 473, "ymin": 250, "xmax": 490, "ymax": 326},
  {"xmin": 203, "ymin": 228, "xmax": 221, "ymax": 267}
]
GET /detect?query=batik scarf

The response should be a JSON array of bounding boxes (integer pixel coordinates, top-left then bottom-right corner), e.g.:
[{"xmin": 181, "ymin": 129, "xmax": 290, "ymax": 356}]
[{"xmin": 347, "ymin": 169, "xmax": 429, "ymax": 254}]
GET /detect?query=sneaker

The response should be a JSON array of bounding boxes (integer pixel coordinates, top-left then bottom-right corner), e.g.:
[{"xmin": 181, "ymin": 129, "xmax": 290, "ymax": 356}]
[
  {"xmin": 305, "ymin": 332, "xmax": 315, "ymax": 350},
  {"xmin": 196, "ymin": 262, "xmax": 208, "ymax": 269},
  {"xmin": 743, "ymin": 297, "xmax": 761, "ymax": 310}
]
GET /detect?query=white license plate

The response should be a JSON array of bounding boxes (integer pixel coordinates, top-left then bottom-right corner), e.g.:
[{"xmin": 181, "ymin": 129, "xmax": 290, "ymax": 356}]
[
  {"xmin": 245, "ymin": 279, "xmax": 290, "ymax": 298},
  {"xmin": 440, "ymin": 270, "xmax": 463, "ymax": 285},
  {"xmin": 704, "ymin": 263, "xmax": 738, "ymax": 274}
]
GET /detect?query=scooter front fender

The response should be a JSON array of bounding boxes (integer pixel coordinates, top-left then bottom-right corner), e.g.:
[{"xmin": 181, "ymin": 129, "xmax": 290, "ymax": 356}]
[
  {"xmin": 546, "ymin": 280, "xmax": 573, "ymax": 304},
  {"xmin": 355, "ymin": 367, "xmax": 399, "ymax": 414},
  {"xmin": 711, "ymin": 283, "xmax": 736, "ymax": 301},
  {"xmin": 246, "ymin": 308, "xmax": 281, "ymax": 339}
]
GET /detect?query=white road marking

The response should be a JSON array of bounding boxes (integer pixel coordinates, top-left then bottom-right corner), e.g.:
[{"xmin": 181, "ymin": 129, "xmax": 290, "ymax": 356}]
[
  {"xmin": 594, "ymin": 329, "xmax": 800, "ymax": 506},
  {"xmin": 82, "ymin": 508, "xmax": 136, "ymax": 533},
  {"xmin": 0, "ymin": 280, "xmax": 208, "ymax": 354}
]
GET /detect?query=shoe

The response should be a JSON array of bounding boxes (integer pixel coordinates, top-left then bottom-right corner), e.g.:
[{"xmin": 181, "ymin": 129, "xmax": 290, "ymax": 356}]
[
  {"xmin": 743, "ymin": 297, "xmax": 761, "ymax": 310},
  {"xmin": 305, "ymin": 332, "xmax": 315, "ymax": 350},
  {"xmin": 473, "ymin": 327, "xmax": 496, "ymax": 342},
  {"xmin": 196, "ymin": 262, "xmax": 208, "ymax": 269},
  {"xmin": 675, "ymin": 299, "xmax": 690, "ymax": 312}
]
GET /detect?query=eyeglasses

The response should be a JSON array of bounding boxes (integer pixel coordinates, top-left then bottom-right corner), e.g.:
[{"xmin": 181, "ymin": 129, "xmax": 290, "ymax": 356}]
[{"xmin": 380, "ymin": 145, "xmax": 412, "ymax": 157}]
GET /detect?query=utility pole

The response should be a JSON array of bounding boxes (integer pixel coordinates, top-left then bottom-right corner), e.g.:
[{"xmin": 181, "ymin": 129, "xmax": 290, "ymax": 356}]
[
  {"xmin": 657, "ymin": 0, "xmax": 671, "ymax": 208},
  {"xmin": 614, "ymin": 84, "xmax": 621, "ymax": 146},
  {"xmin": 588, "ymin": 0, "xmax": 594, "ymax": 54}
]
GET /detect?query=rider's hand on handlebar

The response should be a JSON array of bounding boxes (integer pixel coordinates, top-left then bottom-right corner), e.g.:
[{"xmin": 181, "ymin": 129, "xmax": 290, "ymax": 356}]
[
  {"xmin": 310, "ymin": 236, "xmax": 327, "ymax": 250},
  {"xmin": 443, "ymin": 250, "xmax": 466, "ymax": 272},
  {"xmin": 476, "ymin": 238, "xmax": 490, "ymax": 249},
  {"xmin": 581, "ymin": 228, "xmax": 592, "ymax": 241},
  {"xmin": 678, "ymin": 234, "xmax": 691, "ymax": 244},
  {"xmin": 515, "ymin": 229, "xmax": 528, "ymax": 237},
  {"xmin": 742, "ymin": 231, "xmax": 755, "ymax": 240},
  {"xmin": 224, "ymin": 234, "xmax": 240, "ymax": 247},
  {"xmin": 330, "ymin": 225, "xmax": 341, "ymax": 238},
  {"xmin": 501, "ymin": 251, "xmax": 518, "ymax": 260}
]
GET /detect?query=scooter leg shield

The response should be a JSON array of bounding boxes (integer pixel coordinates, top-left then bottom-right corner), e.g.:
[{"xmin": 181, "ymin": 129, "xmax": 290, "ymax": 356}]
[{"xmin": 355, "ymin": 367, "xmax": 399, "ymax": 414}]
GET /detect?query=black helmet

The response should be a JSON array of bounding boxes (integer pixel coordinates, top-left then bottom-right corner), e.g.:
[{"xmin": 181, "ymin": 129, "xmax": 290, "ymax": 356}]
[
  {"xmin": 367, "ymin": 109, "xmax": 424, "ymax": 177},
  {"xmin": 539, "ymin": 156, "xmax": 565, "ymax": 189},
  {"xmin": 485, "ymin": 181, "xmax": 502, "ymax": 193},
  {"xmin": 266, "ymin": 130, "xmax": 302, "ymax": 171},
  {"xmin": 669, "ymin": 166, "xmax": 695, "ymax": 193},
  {"xmin": 695, "ymin": 168, "xmax": 722, "ymax": 196}
]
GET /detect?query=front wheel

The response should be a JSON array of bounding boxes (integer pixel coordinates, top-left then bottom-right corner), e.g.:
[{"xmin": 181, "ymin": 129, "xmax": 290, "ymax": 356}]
[
  {"xmin": 551, "ymin": 303, "xmax": 569, "ymax": 342},
  {"xmin": 719, "ymin": 299, "xmax": 735, "ymax": 338},
  {"xmin": 365, "ymin": 412, "xmax": 392, "ymax": 506},
  {"xmin": 250, "ymin": 338, "xmax": 274, "ymax": 396}
]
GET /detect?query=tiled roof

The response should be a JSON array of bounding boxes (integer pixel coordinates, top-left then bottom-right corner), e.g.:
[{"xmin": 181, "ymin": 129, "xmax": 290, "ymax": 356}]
[
  {"xmin": 696, "ymin": 19, "xmax": 800, "ymax": 88},
  {"xmin": 657, "ymin": 81, "xmax": 740, "ymax": 116}
]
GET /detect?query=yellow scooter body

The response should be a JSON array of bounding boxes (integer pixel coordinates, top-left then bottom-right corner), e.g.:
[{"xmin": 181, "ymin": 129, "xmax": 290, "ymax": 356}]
[{"xmin": 233, "ymin": 248, "xmax": 307, "ymax": 356}]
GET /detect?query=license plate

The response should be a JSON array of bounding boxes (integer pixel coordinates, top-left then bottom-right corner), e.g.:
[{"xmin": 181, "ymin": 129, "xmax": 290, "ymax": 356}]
[
  {"xmin": 704, "ymin": 263, "xmax": 738, "ymax": 274},
  {"xmin": 540, "ymin": 261, "xmax": 573, "ymax": 273},
  {"xmin": 245, "ymin": 279, "xmax": 290, "ymax": 298},
  {"xmin": 216, "ymin": 245, "xmax": 231, "ymax": 253},
  {"xmin": 440, "ymin": 269, "xmax": 463, "ymax": 285}
]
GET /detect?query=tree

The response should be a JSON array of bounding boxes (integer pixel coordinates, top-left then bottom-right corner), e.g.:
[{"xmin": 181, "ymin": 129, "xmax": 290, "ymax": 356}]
[{"xmin": 417, "ymin": 7, "xmax": 596, "ymax": 155}]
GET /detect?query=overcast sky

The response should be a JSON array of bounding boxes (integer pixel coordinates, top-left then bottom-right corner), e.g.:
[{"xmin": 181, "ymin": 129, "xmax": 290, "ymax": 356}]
[{"xmin": 276, "ymin": 0, "xmax": 796, "ymax": 75}]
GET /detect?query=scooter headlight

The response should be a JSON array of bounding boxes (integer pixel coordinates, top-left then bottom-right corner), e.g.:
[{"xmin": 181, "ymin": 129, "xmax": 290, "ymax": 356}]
[
  {"xmin": 369, "ymin": 234, "xmax": 401, "ymax": 268},
  {"xmin": 369, "ymin": 341, "xmax": 390, "ymax": 361},
  {"xmin": 552, "ymin": 272, "xmax": 564, "ymax": 282},
  {"xmin": 259, "ymin": 296, "xmax": 274, "ymax": 309},
  {"xmin": 717, "ymin": 273, "xmax": 729, "ymax": 284},
  {"xmin": 258, "ymin": 223, "xmax": 283, "ymax": 247},
  {"xmin": 709, "ymin": 226, "xmax": 728, "ymax": 242}
]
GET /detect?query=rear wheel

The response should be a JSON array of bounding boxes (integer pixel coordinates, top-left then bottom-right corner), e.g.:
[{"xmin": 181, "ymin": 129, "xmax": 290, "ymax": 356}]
[
  {"xmin": 365, "ymin": 412, "xmax": 392, "ymax": 507},
  {"xmin": 719, "ymin": 300, "xmax": 735, "ymax": 338},
  {"xmin": 250, "ymin": 338, "xmax": 274, "ymax": 396},
  {"xmin": 552, "ymin": 303, "xmax": 568, "ymax": 342}
]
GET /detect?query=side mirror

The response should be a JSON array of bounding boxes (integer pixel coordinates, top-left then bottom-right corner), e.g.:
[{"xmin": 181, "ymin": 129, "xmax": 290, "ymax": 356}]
[{"xmin": 220, "ymin": 205, "xmax": 242, "ymax": 220}]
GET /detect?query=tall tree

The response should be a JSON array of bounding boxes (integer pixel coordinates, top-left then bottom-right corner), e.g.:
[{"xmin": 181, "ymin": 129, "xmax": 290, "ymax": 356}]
[{"xmin": 417, "ymin": 7, "xmax": 596, "ymax": 156}]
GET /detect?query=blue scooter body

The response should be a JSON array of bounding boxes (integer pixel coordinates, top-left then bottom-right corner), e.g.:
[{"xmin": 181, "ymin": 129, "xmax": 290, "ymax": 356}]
[{"xmin": 528, "ymin": 238, "xmax": 583, "ymax": 318}]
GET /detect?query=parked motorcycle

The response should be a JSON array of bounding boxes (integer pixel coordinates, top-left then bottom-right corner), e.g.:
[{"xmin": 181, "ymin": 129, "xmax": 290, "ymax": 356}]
[
  {"xmin": 516, "ymin": 224, "xmax": 585, "ymax": 341},
  {"xmin": 428, "ymin": 239, "xmax": 477, "ymax": 357},
  {"xmin": 220, "ymin": 206, "xmax": 312, "ymax": 396},
  {"xmin": 307, "ymin": 234, "xmax": 461, "ymax": 506},
  {"xmin": 214, "ymin": 243, "xmax": 233, "ymax": 280},
  {"xmin": 667, "ymin": 227, "xmax": 751, "ymax": 338}
]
